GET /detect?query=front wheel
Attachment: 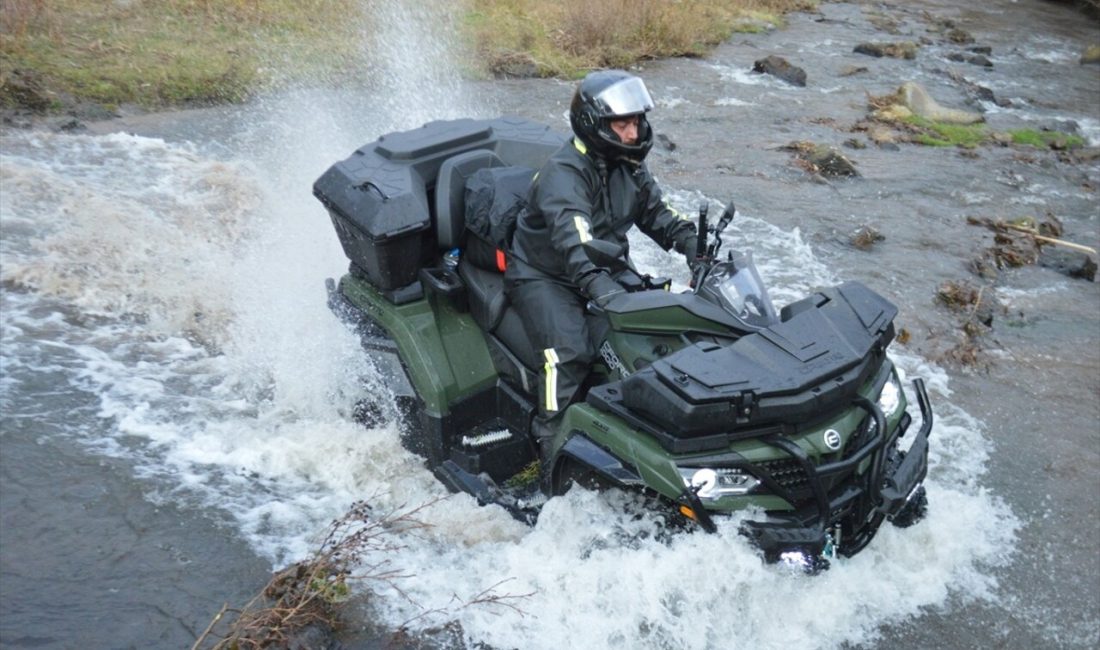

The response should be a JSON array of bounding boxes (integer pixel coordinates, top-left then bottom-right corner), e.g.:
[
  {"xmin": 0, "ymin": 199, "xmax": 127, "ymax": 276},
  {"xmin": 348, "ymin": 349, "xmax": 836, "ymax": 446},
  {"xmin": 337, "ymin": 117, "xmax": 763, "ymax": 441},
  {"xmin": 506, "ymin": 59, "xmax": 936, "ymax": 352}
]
[{"xmin": 552, "ymin": 459, "xmax": 614, "ymax": 496}]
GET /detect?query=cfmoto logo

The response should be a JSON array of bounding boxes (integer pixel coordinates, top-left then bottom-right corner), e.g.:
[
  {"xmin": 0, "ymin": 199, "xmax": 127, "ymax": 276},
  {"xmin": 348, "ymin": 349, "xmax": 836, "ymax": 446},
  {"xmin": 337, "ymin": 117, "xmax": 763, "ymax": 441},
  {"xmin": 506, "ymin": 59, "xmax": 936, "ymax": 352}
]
[{"xmin": 823, "ymin": 429, "xmax": 842, "ymax": 450}]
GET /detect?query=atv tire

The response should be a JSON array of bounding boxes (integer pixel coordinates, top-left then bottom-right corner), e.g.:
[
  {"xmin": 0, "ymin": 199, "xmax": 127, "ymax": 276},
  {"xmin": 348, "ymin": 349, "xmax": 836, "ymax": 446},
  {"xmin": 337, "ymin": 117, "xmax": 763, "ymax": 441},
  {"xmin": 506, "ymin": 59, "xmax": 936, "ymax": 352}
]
[{"xmin": 553, "ymin": 459, "xmax": 616, "ymax": 496}]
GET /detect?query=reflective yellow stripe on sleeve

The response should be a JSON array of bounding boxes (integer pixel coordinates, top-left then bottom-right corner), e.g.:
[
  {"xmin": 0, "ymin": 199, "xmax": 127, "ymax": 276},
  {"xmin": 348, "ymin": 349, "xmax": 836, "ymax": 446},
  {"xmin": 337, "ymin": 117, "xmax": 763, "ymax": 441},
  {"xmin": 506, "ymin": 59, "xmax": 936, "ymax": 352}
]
[
  {"xmin": 573, "ymin": 215, "xmax": 592, "ymax": 243},
  {"xmin": 664, "ymin": 198, "xmax": 689, "ymax": 220},
  {"xmin": 543, "ymin": 348, "xmax": 560, "ymax": 412}
]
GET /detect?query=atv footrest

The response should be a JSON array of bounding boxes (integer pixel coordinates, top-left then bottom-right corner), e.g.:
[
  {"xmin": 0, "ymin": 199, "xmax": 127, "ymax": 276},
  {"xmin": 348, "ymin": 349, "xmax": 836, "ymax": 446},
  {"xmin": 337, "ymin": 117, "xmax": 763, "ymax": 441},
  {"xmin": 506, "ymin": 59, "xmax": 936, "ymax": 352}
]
[
  {"xmin": 449, "ymin": 426, "xmax": 533, "ymax": 483},
  {"xmin": 740, "ymin": 521, "xmax": 827, "ymax": 561}
]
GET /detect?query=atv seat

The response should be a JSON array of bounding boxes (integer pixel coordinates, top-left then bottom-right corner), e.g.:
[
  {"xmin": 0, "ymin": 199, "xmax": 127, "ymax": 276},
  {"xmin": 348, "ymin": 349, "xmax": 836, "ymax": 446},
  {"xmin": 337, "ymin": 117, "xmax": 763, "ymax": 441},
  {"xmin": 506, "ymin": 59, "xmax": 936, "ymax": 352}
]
[
  {"xmin": 458, "ymin": 262, "xmax": 539, "ymax": 372},
  {"xmin": 435, "ymin": 149, "xmax": 506, "ymax": 249}
]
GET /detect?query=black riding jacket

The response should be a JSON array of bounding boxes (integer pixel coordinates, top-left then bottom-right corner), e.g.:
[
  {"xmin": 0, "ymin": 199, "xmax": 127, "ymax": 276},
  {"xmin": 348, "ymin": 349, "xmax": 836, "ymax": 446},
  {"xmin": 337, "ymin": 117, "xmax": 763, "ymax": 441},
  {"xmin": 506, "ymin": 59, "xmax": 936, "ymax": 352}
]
[{"xmin": 506, "ymin": 137, "xmax": 696, "ymax": 297}]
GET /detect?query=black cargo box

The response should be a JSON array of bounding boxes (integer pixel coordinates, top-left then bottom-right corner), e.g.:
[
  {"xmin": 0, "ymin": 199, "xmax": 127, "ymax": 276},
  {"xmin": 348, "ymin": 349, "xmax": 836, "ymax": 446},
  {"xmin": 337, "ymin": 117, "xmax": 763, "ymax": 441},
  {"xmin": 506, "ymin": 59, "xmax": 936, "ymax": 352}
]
[
  {"xmin": 613, "ymin": 282, "xmax": 897, "ymax": 438},
  {"xmin": 313, "ymin": 117, "xmax": 564, "ymax": 291}
]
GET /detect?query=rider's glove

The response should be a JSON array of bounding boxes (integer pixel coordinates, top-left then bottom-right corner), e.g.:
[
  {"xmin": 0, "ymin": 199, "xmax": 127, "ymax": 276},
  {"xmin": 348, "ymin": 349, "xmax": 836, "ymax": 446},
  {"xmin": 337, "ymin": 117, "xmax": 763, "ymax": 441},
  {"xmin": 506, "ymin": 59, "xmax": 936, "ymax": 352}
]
[
  {"xmin": 687, "ymin": 255, "xmax": 706, "ymax": 275},
  {"xmin": 582, "ymin": 271, "xmax": 625, "ymax": 308},
  {"xmin": 672, "ymin": 228, "xmax": 698, "ymax": 256}
]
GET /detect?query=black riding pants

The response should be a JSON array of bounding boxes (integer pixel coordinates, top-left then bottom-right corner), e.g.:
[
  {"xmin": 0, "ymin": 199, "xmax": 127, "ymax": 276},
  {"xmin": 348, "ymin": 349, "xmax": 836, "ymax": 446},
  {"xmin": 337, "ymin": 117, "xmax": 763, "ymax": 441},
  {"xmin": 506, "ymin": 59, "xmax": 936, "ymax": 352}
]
[{"xmin": 506, "ymin": 279, "xmax": 598, "ymax": 418}]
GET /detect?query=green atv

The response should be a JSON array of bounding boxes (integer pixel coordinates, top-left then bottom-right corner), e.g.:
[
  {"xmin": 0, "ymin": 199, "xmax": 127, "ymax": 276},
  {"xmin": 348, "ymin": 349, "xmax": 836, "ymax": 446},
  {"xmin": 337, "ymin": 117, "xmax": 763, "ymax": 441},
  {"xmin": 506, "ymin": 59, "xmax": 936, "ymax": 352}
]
[{"xmin": 314, "ymin": 117, "xmax": 931, "ymax": 569}]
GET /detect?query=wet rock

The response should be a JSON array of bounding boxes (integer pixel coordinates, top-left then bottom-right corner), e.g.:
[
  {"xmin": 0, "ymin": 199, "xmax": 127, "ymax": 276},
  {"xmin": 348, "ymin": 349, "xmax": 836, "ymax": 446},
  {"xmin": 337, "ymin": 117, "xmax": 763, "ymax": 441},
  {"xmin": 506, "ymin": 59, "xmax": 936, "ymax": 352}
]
[
  {"xmin": 1039, "ymin": 214, "xmax": 1064, "ymax": 238},
  {"xmin": 56, "ymin": 118, "xmax": 86, "ymax": 133},
  {"xmin": 866, "ymin": 125, "xmax": 893, "ymax": 144},
  {"xmin": 898, "ymin": 81, "xmax": 984, "ymax": 124},
  {"xmin": 850, "ymin": 225, "xmax": 884, "ymax": 250},
  {"xmin": 873, "ymin": 104, "xmax": 913, "ymax": 122},
  {"xmin": 968, "ymin": 255, "xmax": 1000, "ymax": 281},
  {"xmin": 1081, "ymin": 44, "xmax": 1100, "ymax": 65},
  {"xmin": 843, "ymin": 138, "xmax": 866, "ymax": 149},
  {"xmin": 806, "ymin": 146, "xmax": 860, "ymax": 178},
  {"xmin": 945, "ymin": 70, "xmax": 1010, "ymax": 107},
  {"xmin": 751, "ymin": 55, "xmax": 807, "ymax": 87},
  {"xmin": 1066, "ymin": 147, "xmax": 1100, "ymax": 163},
  {"xmin": 867, "ymin": 13, "xmax": 902, "ymax": 34},
  {"xmin": 1040, "ymin": 248, "xmax": 1097, "ymax": 281},
  {"xmin": 968, "ymin": 46, "xmax": 993, "ymax": 56},
  {"xmin": 853, "ymin": 41, "xmax": 918, "ymax": 59},
  {"xmin": 1034, "ymin": 119, "xmax": 1081, "ymax": 136},
  {"xmin": 839, "ymin": 65, "xmax": 869, "ymax": 77},
  {"xmin": 948, "ymin": 52, "xmax": 993, "ymax": 67},
  {"xmin": 946, "ymin": 28, "xmax": 975, "ymax": 44},
  {"xmin": 936, "ymin": 279, "xmax": 997, "ymax": 327},
  {"xmin": 2, "ymin": 113, "xmax": 34, "ymax": 129},
  {"xmin": 656, "ymin": 133, "xmax": 677, "ymax": 151},
  {"xmin": 0, "ymin": 69, "xmax": 52, "ymax": 112},
  {"xmin": 491, "ymin": 53, "xmax": 539, "ymax": 78}
]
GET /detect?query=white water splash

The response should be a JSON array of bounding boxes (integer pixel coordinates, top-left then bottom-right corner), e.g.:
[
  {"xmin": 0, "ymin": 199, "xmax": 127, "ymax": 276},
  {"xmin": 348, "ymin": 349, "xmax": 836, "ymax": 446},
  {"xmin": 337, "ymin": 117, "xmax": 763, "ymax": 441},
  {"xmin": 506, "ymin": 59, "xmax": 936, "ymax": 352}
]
[{"xmin": 0, "ymin": 3, "xmax": 1026, "ymax": 649}]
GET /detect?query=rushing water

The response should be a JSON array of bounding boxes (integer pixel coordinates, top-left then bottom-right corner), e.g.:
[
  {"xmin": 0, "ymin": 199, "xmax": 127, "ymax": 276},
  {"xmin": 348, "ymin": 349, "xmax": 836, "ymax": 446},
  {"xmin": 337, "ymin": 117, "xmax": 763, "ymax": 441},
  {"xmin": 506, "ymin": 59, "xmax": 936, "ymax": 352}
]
[{"xmin": 1, "ymin": 1, "xmax": 1097, "ymax": 648}]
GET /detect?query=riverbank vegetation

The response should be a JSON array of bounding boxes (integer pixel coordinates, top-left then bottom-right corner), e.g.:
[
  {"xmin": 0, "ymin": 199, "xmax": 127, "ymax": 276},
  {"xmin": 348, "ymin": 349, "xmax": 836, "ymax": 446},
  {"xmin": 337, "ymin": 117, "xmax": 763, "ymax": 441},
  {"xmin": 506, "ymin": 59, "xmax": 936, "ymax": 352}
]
[
  {"xmin": 1, "ymin": 0, "xmax": 815, "ymax": 114},
  {"xmin": 467, "ymin": 0, "xmax": 817, "ymax": 78},
  {"xmin": 903, "ymin": 116, "xmax": 1086, "ymax": 150},
  {"xmin": 0, "ymin": 0, "xmax": 364, "ymax": 110}
]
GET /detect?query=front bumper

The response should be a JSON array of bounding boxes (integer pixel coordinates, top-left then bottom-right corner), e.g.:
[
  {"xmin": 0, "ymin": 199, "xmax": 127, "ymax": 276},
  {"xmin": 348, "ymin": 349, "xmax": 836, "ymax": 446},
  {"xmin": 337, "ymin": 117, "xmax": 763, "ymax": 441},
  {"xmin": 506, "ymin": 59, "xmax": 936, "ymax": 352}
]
[{"xmin": 680, "ymin": 378, "xmax": 933, "ymax": 560}]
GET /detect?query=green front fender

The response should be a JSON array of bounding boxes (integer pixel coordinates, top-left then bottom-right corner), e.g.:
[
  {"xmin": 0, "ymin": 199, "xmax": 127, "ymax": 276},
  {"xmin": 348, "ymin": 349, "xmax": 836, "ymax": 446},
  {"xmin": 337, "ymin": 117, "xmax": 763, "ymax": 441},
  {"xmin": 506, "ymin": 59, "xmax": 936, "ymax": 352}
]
[{"xmin": 554, "ymin": 370, "xmax": 906, "ymax": 514}]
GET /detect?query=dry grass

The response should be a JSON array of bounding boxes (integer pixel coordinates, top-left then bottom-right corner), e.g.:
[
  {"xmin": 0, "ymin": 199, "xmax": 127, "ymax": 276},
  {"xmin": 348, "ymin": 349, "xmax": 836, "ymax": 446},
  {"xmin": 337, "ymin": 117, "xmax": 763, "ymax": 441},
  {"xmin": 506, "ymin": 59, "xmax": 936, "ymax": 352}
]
[
  {"xmin": 1, "ymin": 0, "xmax": 818, "ymax": 110},
  {"xmin": 467, "ymin": 0, "xmax": 818, "ymax": 78},
  {"xmin": 1, "ymin": 0, "xmax": 363, "ymax": 108},
  {"xmin": 193, "ymin": 497, "xmax": 535, "ymax": 648}
]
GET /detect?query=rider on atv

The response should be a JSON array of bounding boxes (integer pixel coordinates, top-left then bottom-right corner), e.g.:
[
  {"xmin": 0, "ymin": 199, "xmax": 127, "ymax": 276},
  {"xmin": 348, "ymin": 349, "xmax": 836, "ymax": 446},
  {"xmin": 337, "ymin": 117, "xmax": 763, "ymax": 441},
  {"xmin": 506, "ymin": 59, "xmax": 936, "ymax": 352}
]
[{"xmin": 505, "ymin": 70, "xmax": 699, "ymax": 438}]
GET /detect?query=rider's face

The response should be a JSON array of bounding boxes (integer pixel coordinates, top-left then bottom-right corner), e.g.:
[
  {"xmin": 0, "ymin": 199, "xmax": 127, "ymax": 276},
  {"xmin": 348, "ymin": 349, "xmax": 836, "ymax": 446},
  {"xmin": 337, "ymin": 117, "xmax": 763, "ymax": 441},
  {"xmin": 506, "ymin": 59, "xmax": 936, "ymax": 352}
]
[{"xmin": 609, "ymin": 115, "xmax": 640, "ymax": 145}]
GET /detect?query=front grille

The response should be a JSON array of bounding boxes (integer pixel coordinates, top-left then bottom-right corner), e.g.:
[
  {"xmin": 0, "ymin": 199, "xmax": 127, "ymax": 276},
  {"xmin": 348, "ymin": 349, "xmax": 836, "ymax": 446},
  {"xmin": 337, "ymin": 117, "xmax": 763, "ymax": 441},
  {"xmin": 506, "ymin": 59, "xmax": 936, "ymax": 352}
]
[
  {"xmin": 756, "ymin": 457, "xmax": 856, "ymax": 505},
  {"xmin": 757, "ymin": 458, "xmax": 811, "ymax": 498}
]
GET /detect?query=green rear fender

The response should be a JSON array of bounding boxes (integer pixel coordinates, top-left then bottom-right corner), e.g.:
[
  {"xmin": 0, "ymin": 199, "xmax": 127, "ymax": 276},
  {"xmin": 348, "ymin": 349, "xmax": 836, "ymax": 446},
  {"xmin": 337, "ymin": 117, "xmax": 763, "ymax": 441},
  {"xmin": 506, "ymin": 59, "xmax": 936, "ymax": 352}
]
[{"xmin": 339, "ymin": 275, "xmax": 498, "ymax": 415}]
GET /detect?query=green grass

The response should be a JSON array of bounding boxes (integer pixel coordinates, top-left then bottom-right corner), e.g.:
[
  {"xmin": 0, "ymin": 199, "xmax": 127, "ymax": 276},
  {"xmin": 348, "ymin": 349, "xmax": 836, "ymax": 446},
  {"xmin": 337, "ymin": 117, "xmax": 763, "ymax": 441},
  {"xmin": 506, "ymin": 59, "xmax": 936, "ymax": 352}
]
[
  {"xmin": 902, "ymin": 116, "xmax": 1084, "ymax": 150},
  {"xmin": 905, "ymin": 116, "xmax": 988, "ymax": 148},
  {"xmin": 1008, "ymin": 128, "xmax": 1086, "ymax": 149}
]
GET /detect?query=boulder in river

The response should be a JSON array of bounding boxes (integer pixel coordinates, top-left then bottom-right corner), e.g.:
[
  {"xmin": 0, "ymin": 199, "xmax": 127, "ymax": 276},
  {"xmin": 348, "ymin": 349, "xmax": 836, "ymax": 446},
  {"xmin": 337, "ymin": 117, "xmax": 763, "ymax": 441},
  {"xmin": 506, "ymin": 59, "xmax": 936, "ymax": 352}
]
[
  {"xmin": 850, "ymin": 225, "xmax": 884, "ymax": 250},
  {"xmin": 784, "ymin": 141, "xmax": 861, "ymax": 178},
  {"xmin": 946, "ymin": 28, "xmax": 975, "ymax": 45},
  {"xmin": 1081, "ymin": 44, "xmax": 1100, "ymax": 65},
  {"xmin": 751, "ymin": 55, "xmax": 807, "ymax": 87},
  {"xmin": 853, "ymin": 41, "xmax": 918, "ymax": 59},
  {"xmin": 898, "ymin": 81, "xmax": 985, "ymax": 124},
  {"xmin": 1040, "ymin": 248, "xmax": 1098, "ymax": 281},
  {"xmin": 947, "ymin": 52, "xmax": 993, "ymax": 68}
]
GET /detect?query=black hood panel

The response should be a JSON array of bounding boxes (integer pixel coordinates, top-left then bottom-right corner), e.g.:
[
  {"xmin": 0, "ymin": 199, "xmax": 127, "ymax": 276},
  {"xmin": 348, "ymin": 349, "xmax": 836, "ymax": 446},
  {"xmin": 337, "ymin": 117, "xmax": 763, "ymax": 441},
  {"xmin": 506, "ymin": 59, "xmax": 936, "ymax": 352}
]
[{"xmin": 614, "ymin": 281, "xmax": 897, "ymax": 437}]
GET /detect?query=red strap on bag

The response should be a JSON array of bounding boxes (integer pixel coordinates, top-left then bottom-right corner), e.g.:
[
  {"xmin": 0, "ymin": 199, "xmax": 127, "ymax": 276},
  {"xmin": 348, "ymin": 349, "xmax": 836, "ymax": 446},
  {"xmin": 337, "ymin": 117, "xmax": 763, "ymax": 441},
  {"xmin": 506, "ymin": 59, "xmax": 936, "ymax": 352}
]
[{"xmin": 495, "ymin": 249, "xmax": 507, "ymax": 272}]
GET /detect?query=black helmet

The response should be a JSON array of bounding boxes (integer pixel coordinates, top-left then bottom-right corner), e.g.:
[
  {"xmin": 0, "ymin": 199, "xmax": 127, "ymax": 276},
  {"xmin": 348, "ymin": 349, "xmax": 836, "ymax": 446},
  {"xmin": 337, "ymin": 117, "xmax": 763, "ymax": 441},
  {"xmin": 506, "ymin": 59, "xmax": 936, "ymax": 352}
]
[{"xmin": 570, "ymin": 70, "xmax": 655, "ymax": 163}]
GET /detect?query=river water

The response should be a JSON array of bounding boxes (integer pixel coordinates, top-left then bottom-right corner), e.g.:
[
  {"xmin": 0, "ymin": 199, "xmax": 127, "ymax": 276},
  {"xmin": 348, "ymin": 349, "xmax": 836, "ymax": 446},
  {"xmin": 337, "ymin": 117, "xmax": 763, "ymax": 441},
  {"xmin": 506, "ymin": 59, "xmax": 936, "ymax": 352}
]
[{"xmin": 1, "ymin": 1, "xmax": 1097, "ymax": 648}]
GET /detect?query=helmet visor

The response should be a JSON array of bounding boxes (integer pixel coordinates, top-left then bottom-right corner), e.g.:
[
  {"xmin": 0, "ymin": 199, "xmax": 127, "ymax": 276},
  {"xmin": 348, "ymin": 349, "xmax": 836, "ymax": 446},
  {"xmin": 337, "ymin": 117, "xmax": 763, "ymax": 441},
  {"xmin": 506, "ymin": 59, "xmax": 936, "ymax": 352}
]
[{"xmin": 592, "ymin": 77, "xmax": 654, "ymax": 117}]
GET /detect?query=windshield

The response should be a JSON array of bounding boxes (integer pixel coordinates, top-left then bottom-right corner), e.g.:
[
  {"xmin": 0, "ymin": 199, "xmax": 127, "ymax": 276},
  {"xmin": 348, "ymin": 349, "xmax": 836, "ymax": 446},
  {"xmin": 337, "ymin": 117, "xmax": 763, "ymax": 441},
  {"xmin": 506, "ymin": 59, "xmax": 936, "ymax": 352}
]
[{"xmin": 698, "ymin": 252, "xmax": 779, "ymax": 329}]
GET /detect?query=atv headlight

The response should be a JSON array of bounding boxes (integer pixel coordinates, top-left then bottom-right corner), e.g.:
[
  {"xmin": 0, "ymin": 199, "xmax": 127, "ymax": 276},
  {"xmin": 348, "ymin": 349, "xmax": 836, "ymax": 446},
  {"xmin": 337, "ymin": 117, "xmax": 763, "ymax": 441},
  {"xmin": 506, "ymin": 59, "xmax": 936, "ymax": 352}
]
[
  {"xmin": 678, "ymin": 467, "xmax": 760, "ymax": 500},
  {"xmin": 877, "ymin": 372, "xmax": 901, "ymax": 418}
]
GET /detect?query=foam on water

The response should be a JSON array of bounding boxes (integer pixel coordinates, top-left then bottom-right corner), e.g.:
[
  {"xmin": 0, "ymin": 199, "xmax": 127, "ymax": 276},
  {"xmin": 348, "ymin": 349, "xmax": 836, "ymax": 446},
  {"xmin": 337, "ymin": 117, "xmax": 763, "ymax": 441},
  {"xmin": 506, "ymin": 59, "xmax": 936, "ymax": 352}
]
[{"xmin": 1, "ymin": 123, "xmax": 1018, "ymax": 647}]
